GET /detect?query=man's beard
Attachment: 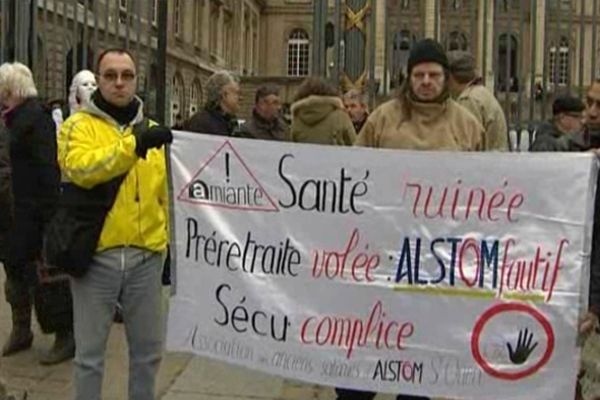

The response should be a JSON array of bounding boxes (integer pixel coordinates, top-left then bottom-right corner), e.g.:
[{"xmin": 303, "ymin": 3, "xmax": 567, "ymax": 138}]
[{"xmin": 408, "ymin": 85, "xmax": 449, "ymax": 104}]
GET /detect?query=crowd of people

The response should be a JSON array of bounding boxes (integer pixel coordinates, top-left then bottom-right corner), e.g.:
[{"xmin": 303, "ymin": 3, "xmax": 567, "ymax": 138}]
[{"xmin": 0, "ymin": 37, "xmax": 597, "ymax": 400}]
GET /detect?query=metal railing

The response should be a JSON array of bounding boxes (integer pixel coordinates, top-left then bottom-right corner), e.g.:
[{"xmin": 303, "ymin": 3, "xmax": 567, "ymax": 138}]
[
  {"xmin": 312, "ymin": 0, "xmax": 600, "ymax": 151},
  {"xmin": 0, "ymin": 0, "xmax": 168, "ymax": 122}
]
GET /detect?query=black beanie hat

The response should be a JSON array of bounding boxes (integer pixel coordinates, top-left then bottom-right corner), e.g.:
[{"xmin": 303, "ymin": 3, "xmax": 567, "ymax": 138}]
[
  {"xmin": 407, "ymin": 38, "xmax": 449, "ymax": 74},
  {"xmin": 552, "ymin": 95, "xmax": 585, "ymax": 116}
]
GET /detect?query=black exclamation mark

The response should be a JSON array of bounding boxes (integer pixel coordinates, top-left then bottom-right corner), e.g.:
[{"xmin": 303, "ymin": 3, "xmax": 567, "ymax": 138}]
[{"xmin": 225, "ymin": 152, "xmax": 230, "ymax": 183}]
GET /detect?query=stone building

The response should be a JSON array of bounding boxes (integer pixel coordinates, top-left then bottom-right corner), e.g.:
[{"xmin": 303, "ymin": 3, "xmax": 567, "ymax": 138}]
[{"xmin": 2, "ymin": 0, "xmax": 600, "ymax": 124}]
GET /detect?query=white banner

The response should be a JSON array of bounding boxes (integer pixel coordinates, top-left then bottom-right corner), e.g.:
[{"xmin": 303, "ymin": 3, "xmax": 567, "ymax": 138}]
[{"xmin": 166, "ymin": 131, "xmax": 598, "ymax": 400}]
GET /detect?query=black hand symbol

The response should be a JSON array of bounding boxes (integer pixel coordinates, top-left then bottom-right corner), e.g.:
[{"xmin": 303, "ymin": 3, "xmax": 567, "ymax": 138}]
[{"xmin": 506, "ymin": 328, "xmax": 538, "ymax": 365}]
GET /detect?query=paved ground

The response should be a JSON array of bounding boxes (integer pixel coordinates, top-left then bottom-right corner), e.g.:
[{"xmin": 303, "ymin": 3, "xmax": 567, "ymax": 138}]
[{"xmin": 0, "ymin": 269, "xmax": 400, "ymax": 400}]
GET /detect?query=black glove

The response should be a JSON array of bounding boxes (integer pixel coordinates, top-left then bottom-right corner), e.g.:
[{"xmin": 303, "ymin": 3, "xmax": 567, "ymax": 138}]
[{"xmin": 133, "ymin": 123, "xmax": 173, "ymax": 159}]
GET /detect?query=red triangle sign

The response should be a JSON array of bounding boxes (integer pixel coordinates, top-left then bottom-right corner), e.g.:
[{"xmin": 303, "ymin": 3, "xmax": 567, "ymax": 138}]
[{"xmin": 177, "ymin": 140, "xmax": 279, "ymax": 212}]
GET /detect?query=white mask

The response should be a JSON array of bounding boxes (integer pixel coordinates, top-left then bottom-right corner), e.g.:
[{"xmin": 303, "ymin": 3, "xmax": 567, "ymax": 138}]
[
  {"xmin": 69, "ymin": 70, "xmax": 97, "ymax": 114},
  {"xmin": 76, "ymin": 74, "xmax": 97, "ymax": 107}
]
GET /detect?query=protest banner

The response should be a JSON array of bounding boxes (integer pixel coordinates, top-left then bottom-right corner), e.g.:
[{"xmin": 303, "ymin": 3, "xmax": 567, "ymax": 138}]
[{"xmin": 166, "ymin": 131, "xmax": 598, "ymax": 399}]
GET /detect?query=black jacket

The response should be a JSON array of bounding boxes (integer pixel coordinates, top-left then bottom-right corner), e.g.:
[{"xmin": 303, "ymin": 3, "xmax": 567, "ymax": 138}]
[
  {"xmin": 530, "ymin": 122, "xmax": 570, "ymax": 151},
  {"xmin": 184, "ymin": 107, "xmax": 238, "ymax": 136},
  {"xmin": 0, "ymin": 125, "xmax": 12, "ymax": 263},
  {"xmin": 0, "ymin": 125, "xmax": 12, "ymax": 233},
  {"xmin": 3, "ymin": 98, "xmax": 60, "ymax": 269},
  {"xmin": 4, "ymin": 98, "xmax": 60, "ymax": 213},
  {"xmin": 353, "ymin": 117, "xmax": 367, "ymax": 136},
  {"xmin": 239, "ymin": 110, "xmax": 290, "ymax": 141},
  {"xmin": 551, "ymin": 127, "xmax": 600, "ymax": 315}
]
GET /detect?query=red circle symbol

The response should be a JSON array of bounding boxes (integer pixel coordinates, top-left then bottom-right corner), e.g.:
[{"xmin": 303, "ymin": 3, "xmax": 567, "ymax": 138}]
[{"xmin": 471, "ymin": 302, "xmax": 555, "ymax": 381}]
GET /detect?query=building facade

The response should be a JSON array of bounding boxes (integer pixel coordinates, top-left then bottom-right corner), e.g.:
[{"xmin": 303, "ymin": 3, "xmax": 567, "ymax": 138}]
[
  {"xmin": 2, "ymin": 0, "xmax": 600, "ymax": 125},
  {"xmin": 262, "ymin": 0, "xmax": 600, "ymax": 125}
]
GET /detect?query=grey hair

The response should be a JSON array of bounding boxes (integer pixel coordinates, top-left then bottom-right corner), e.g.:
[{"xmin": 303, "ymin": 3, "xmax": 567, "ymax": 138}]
[
  {"xmin": 0, "ymin": 62, "xmax": 38, "ymax": 100},
  {"xmin": 342, "ymin": 89, "xmax": 368, "ymax": 105},
  {"xmin": 205, "ymin": 70, "xmax": 239, "ymax": 109}
]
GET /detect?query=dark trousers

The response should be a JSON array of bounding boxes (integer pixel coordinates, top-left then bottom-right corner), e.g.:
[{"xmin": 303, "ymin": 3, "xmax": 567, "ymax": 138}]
[
  {"xmin": 4, "ymin": 259, "xmax": 73, "ymax": 334},
  {"xmin": 3, "ymin": 205, "xmax": 73, "ymax": 334},
  {"xmin": 335, "ymin": 388, "xmax": 430, "ymax": 400}
]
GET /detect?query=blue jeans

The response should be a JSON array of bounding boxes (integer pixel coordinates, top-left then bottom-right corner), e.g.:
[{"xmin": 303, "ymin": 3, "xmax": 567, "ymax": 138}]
[{"xmin": 71, "ymin": 247, "xmax": 164, "ymax": 400}]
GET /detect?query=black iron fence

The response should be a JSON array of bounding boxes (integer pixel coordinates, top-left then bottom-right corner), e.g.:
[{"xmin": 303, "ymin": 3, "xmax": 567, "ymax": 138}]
[
  {"xmin": 313, "ymin": 0, "xmax": 600, "ymax": 151},
  {"xmin": 0, "ymin": 0, "xmax": 167, "ymax": 122}
]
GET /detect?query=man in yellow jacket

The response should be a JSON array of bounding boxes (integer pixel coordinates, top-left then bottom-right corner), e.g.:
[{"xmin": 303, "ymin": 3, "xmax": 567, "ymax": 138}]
[{"xmin": 58, "ymin": 48, "xmax": 172, "ymax": 400}]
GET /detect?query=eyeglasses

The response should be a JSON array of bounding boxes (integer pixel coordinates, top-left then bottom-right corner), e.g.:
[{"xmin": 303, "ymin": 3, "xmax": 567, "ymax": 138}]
[{"xmin": 100, "ymin": 71, "xmax": 136, "ymax": 82}]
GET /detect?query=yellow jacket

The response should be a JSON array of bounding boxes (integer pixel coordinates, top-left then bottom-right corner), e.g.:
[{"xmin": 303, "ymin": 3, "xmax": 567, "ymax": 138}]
[{"xmin": 58, "ymin": 99, "xmax": 168, "ymax": 253}]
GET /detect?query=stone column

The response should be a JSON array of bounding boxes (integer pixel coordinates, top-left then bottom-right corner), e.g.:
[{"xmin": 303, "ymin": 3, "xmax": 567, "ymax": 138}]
[
  {"xmin": 374, "ymin": 0, "xmax": 386, "ymax": 89},
  {"xmin": 202, "ymin": 0, "xmax": 210, "ymax": 52},
  {"xmin": 477, "ymin": 0, "xmax": 495, "ymax": 89},
  {"xmin": 238, "ymin": 1, "xmax": 245, "ymax": 74},
  {"xmin": 424, "ymin": 0, "xmax": 438, "ymax": 39},
  {"xmin": 248, "ymin": 15, "xmax": 255, "ymax": 74},
  {"xmin": 534, "ymin": 0, "xmax": 546, "ymax": 81},
  {"xmin": 254, "ymin": 14, "xmax": 259, "ymax": 74},
  {"xmin": 217, "ymin": 5, "xmax": 225, "ymax": 58}
]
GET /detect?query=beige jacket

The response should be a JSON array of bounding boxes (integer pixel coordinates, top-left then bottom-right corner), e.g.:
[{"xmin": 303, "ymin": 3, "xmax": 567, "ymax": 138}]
[
  {"xmin": 356, "ymin": 96, "xmax": 483, "ymax": 150},
  {"xmin": 456, "ymin": 84, "xmax": 508, "ymax": 151}
]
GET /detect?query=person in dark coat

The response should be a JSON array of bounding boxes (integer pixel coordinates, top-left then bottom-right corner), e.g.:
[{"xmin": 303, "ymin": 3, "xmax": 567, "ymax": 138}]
[
  {"xmin": 531, "ymin": 95, "xmax": 584, "ymax": 151},
  {"xmin": 0, "ymin": 123, "xmax": 12, "ymax": 265},
  {"xmin": 342, "ymin": 89, "xmax": 369, "ymax": 134},
  {"xmin": 556, "ymin": 81, "xmax": 600, "ymax": 400},
  {"xmin": 0, "ymin": 62, "xmax": 73, "ymax": 365},
  {"xmin": 543, "ymin": 82, "xmax": 600, "ymax": 335},
  {"xmin": 239, "ymin": 84, "xmax": 290, "ymax": 141},
  {"xmin": 566, "ymin": 82, "xmax": 600, "ymax": 331},
  {"xmin": 184, "ymin": 70, "xmax": 240, "ymax": 136}
]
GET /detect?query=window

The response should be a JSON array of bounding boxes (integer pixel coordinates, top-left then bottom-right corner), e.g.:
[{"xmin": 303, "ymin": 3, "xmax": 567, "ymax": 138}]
[
  {"xmin": 151, "ymin": 0, "xmax": 157, "ymax": 25},
  {"xmin": 287, "ymin": 29, "xmax": 310, "ymax": 76},
  {"xmin": 174, "ymin": 0, "xmax": 181, "ymax": 37},
  {"xmin": 401, "ymin": 0, "xmax": 410, "ymax": 9},
  {"xmin": 118, "ymin": 0, "xmax": 128, "ymax": 23},
  {"xmin": 391, "ymin": 30, "xmax": 413, "ymax": 88},
  {"xmin": 548, "ymin": 37, "xmax": 569, "ymax": 86},
  {"xmin": 500, "ymin": 0, "xmax": 520, "ymax": 12},
  {"xmin": 171, "ymin": 73, "xmax": 185, "ymax": 124},
  {"xmin": 547, "ymin": 0, "xmax": 572, "ymax": 10},
  {"xmin": 190, "ymin": 79, "xmax": 202, "ymax": 115},
  {"xmin": 452, "ymin": 0, "xmax": 461, "ymax": 9},
  {"xmin": 496, "ymin": 33, "xmax": 519, "ymax": 92},
  {"xmin": 447, "ymin": 31, "xmax": 468, "ymax": 51}
]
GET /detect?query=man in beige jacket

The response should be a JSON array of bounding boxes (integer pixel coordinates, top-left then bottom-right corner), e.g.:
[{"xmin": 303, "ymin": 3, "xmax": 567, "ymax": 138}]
[
  {"xmin": 349, "ymin": 38, "xmax": 483, "ymax": 400},
  {"xmin": 356, "ymin": 40, "xmax": 483, "ymax": 151},
  {"xmin": 447, "ymin": 50, "xmax": 508, "ymax": 151}
]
